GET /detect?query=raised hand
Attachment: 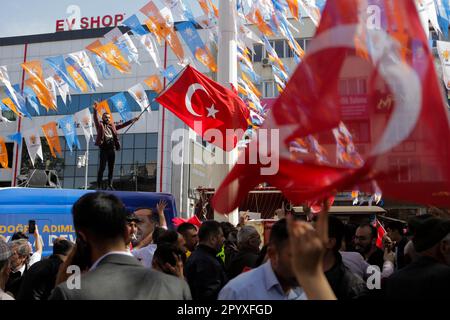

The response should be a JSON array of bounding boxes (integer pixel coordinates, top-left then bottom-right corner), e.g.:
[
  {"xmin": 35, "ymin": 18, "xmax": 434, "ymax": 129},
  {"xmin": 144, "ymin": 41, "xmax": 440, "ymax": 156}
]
[
  {"xmin": 287, "ymin": 200, "xmax": 336, "ymax": 300},
  {"xmin": 157, "ymin": 200, "xmax": 167, "ymax": 214}
]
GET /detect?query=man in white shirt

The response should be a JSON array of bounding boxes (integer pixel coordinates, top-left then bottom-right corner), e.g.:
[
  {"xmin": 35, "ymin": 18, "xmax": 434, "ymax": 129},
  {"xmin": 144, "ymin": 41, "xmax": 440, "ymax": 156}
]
[
  {"xmin": 132, "ymin": 200, "xmax": 168, "ymax": 267},
  {"xmin": 219, "ymin": 219, "xmax": 307, "ymax": 300}
]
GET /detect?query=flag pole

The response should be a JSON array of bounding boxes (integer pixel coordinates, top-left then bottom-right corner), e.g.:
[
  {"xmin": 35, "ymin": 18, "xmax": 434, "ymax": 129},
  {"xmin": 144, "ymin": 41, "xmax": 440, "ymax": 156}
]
[
  {"xmin": 84, "ymin": 138, "xmax": 89, "ymax": 190},
  {"xmin": 121, "ymin": 64, "xmax": 189, "ymax": 136},
  {"xmin": 215, "ymin": 0, "xmax": 239, "ymax": 225}
]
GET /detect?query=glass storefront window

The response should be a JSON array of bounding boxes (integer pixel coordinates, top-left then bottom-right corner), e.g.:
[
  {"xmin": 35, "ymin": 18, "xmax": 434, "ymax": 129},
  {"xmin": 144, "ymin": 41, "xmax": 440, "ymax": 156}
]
[{"xmin": 135, "ymin": 133, "xmax": 146, "ymax": 148}]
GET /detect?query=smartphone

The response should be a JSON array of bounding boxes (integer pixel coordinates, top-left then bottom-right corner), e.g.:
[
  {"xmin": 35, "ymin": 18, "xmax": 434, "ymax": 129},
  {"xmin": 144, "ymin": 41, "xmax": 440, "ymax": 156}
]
[{"xmin": 28, "ymin": 220, "xmax": 36, "ymax": 234}]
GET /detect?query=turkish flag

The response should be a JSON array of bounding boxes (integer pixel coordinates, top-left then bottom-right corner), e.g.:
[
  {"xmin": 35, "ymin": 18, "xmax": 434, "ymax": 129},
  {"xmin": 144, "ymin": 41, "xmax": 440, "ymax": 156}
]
[
  {"xmin": 212, "ymin": 0, "xmax": 450, "ymax": 214},
  {"xmin": 156, "ymin": 66, "xmax": 250, "ymax": 151}
]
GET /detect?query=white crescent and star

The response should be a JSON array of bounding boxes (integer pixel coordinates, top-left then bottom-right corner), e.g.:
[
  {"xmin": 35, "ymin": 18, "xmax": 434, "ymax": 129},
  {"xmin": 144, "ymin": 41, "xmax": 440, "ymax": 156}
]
[
  {"xmin": 185, "ymin": 83, "xmax": 219, "ymax": 119},
  {"xmin": 306, "ymin": 24, "xmax": 422, "ymax": 156}
]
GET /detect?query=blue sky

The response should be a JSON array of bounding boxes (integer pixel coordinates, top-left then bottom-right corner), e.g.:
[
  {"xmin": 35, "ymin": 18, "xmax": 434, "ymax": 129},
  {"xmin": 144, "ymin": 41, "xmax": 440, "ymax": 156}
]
[{"xmin": 0, "ymin": 0, "xmax": 214, "ymax": 38}]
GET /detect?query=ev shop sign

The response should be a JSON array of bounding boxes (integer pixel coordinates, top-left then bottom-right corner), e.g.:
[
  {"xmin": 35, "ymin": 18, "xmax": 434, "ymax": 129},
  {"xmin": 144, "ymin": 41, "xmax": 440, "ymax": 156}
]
[{"xmin": 56, "ymin": 5, "xmax": 124, "ymax": 32}]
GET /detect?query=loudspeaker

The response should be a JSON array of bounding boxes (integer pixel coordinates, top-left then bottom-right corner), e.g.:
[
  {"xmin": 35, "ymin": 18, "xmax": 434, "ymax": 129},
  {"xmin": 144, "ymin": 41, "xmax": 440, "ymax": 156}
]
[{"xmin": 26, "ymin": 169, "xmax": 61, "ymax": 188}]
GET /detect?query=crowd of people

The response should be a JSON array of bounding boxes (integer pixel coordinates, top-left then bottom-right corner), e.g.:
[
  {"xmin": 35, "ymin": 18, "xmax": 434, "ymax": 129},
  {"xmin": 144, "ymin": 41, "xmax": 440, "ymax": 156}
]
[{"xmin": 0, "ymin": 192, "xmax": 449, "ymax": 300}]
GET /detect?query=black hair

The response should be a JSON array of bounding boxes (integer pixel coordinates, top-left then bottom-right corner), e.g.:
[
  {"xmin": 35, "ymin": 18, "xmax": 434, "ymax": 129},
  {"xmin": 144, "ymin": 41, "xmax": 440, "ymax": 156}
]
[
  {"xmin": 386, "ymin": 221, "xmax": 405, "ymax": 235},
  {"xmin": 343, "ymin": 223, "xmax": 358, "ymax": 251},
  {"xmin": 156, "ymin": 230, "xmax": 179, "ymax": 246},
  {"xmin": 198, "ymin": 220, "xmax": 223, "ymax": 242},
  {"xmin": 53, "ymin": 238, "xmax": 74, "ymax": 256},
  {"xmin": 152, "ymin": 226, "xmax": 166, "ymax": 244},
  {"xmin": 72, "ymin": 192, "xmax": 127, "ymax": 241},
  {"xmin": 0, "ymin": 260, "xmax": 8, "ymax": 273},
  {"xmin": 269, "ymin": 219, "xmax": 289, "ymax": 249},
  {"xmin": 177, "ymin": 223, "xmax": 197, "ymax": 235},
  {"xmin": 12, "ymin": 232, "xmax": 29, "ymax": 241},
  {"xmin": 328, "ymin": 216, "xmax": 345, "ymax": 252},
  {"xmin": 153, "ymin": 243, "xmax": 183, "ymax": 267},
  {"xmin": 254, "ymin": 244, "xmax": 268, "ymax": 267},
  {"xmin": 220, "ymin": 222, "xmax": 237, "ymax": 240},
  {"xmin": 358, "ymin": 223, "xmax": 377, "ymax": 240}
]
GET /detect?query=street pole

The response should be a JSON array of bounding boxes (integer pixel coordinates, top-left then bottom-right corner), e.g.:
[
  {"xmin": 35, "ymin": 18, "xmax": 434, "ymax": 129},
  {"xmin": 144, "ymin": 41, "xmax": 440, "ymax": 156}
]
[
  {"xmin": 84, "ymin": 139, "xmax": 89, "ymax": 190},
  {"xmin": 216, "ymin": 0, "xmax": 239, "ymax": 225}
]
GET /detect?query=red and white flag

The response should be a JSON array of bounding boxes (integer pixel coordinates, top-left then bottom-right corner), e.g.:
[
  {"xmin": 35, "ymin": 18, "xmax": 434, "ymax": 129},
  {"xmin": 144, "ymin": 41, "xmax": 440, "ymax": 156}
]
[
  {"xmin": 213, "ymin": 0, "xmax": 450, "ymax": 214},
  {"xmin": 156, "ymin": 65, "xmax": 250, "ymax": 151}
]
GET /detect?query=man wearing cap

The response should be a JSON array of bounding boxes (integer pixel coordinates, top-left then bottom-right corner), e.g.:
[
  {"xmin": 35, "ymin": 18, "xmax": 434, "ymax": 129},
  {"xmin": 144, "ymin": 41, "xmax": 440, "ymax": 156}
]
[
  {"xmin": 384, "ymin": 215, "xmax": 450, "ymax": 299},
  {"xmin": 0, "ymin": 239, "xmax": 14, "ymax": 300}
]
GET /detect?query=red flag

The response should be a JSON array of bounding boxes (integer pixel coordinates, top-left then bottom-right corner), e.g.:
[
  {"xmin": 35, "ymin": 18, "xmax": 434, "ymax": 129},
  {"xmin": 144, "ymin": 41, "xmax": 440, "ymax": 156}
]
[
  {"xmin": 375, "ymin": 219, "xmax": 386, "ymax": 249},
  {"xmin": 172, "ymin": 215, "xmax": 202, "ymax": 228},
  {"xmin": 212, "ymin": 0, "xmax": 450, "ymax": 214},
  {"xmin": 156, "ymin": 66, "xmax": 249, "ymax": 151}
]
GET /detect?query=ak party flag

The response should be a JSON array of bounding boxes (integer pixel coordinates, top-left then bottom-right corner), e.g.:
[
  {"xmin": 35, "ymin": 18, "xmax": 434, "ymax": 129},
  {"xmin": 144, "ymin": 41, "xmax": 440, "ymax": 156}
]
[
  {"xmin": 58, "ymin": 115, "xmax": 81, "ymax": 152},
  {"xmin": 23, "ymin": 128, "xmax": 43, "ymax": 167},
  {"xmin": 41, "ymin": 121, "xmax": 62, "ymax": 158},
  {"xmin": 109, "ymin": 92, "xmax": 132, "ymax": 122},
  {"xmin": 0, "ymin": 137, "xmax": 8, "ymax": 168},
  {"xmin": 74, "ymin": 108, "xmax": 94, "ymax": 143}
]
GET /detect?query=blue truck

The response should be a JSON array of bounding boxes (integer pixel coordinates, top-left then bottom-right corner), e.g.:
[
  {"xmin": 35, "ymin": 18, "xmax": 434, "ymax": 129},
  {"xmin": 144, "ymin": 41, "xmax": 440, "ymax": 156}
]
[{"xmin": 0, "ymin": 188, "xmax": 178, "ymax": 256}]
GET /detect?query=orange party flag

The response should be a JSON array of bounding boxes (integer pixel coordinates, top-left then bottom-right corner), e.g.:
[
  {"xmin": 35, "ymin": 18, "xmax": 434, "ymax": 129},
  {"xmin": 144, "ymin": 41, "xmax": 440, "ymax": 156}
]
[
  {"xmin": 0, "ymin": 137, "xmax": 8, "ymax": 168},
  {"xmin": 2, "ymin": 98, "xmax": 22, "ymax": 118},
  {"xmin": 25, "ymin": 78, "xmax": 56, "ymax": 111},
  {"xmin": 41, "ymin": 121, "xmax": 62, "ymax": 158},
  {"xmin": 88, "ymin": 41, "xmax": 131, "ymax": 74},
  {"xmin": 66, "ymin": 65, "xmax": 89, "ymax": 93},
  {"xmin": 21, "ymin": 60, "xmax": 44, "ymax": 81},
  {"xmin": 195, "ymin": 46, "xmax": 217, "ymax": 73},
  {"xmin": 94, "ymin": 100, "xmax": 114, "ymax": 122},
  {"xmin": 144, "ymin": 75, "xmax": 163, "ymax": 94}
]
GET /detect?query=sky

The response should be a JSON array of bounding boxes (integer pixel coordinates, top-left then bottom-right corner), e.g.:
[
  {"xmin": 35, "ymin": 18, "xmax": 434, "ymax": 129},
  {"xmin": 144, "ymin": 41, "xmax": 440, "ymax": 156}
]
[{"xmin": 0, "ymin": 0, "xmax": 215, "ymax": 38}]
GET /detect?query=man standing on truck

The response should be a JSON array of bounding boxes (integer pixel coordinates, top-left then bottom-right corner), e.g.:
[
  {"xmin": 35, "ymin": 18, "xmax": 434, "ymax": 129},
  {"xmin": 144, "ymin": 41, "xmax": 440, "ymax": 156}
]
[{"xmin": 93, "ymin": 102, "xmax": 140, "ymax": 190}]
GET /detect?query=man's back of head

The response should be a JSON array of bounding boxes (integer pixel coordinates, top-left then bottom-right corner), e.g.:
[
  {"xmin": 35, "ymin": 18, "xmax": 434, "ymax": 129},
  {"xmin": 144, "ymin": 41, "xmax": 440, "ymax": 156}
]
[
  {"xmin": 237, "ymin": 225, "xmax": 261, "ymax": 252},
  {"xmin": 73, "ymin": 192, "xmax": 127, "ymax": 245},
  {"xmin": 53, "ymin": 238, "xmax": 74, "ymax": 257},
  {"xmin": 11, "ymin": 232, "xmax": 29, "ymax": 241},
  {"xmin": 198, "ymin": 220, "xmax": 224, "ymax": 252},
  {"xmin": 328, "ymin": 216, "xmax": 345, "ymax": 253}
]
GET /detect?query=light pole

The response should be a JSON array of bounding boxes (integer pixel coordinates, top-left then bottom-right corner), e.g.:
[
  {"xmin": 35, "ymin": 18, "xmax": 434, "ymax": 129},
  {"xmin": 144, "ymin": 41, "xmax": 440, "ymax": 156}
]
[{"xmin": 215, "ymin": 0, "xmax": 239, "ymax": 225}]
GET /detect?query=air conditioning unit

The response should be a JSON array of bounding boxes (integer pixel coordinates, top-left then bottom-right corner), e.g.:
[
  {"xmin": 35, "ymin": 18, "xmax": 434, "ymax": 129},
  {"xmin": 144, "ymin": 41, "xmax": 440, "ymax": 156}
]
[{"xmin": 262, "ymin": 58, "xmax": 270, "ymax": 66}]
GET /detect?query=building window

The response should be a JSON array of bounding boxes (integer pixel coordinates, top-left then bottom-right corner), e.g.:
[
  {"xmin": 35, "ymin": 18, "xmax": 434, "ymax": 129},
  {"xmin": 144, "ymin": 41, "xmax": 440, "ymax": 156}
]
[
  {"xmin": 20, "ymin": 133, "xmax": 158, "ymax": 191},
  {"xmin": 339, "ymin": 78, "xmax": 368, "ymax": 95},
  {"xmin": 263, "ymin": 81, "xmax": 276, "ymax": 98},
  {"xmin": 253, "ymin": 44, "xmax": 263, "ymax": 62},
  {"xmin": 274, "ymin": 40, "xmax": 285, "ymax": 58}
]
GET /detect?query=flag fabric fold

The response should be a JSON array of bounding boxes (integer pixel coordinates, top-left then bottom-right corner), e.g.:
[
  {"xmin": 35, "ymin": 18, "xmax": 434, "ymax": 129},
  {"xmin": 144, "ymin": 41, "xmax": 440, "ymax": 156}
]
[
  {"xmin": 23, "ymin": 128, "xmax": 43, "ymax": 166},
  {"xmin": 41, "ymin": 121, "xmax": 62, "ymax": 158},
  {"xmin": 58, "ymin": 114, "xmax": 81, "ymax": 152},
  {"xmin": 213, "ymin": 0, "xmax": 450, "ymax": 214},
  {"xmin": 156, "ymin": 65, "xmax": 249, "ymax": 151},
  {"xmin": 0, "ymin": 137, "xmax": 8, "ymax": 168},
  {"xmin": 109, "ymin": 92, "xmax": 133, "ymax": 122},
  {"xmin": 128, "ymin": 83, "xmax": 150, "ymax": 113},
  {"xmin": 74, "ymin": 108, "xmax": 94, "ymax": 143}
]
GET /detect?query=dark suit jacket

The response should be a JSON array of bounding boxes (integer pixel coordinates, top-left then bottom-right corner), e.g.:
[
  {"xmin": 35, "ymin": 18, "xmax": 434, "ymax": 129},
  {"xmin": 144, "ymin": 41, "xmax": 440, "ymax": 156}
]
[
  {"xmin": 93, "ymin": 110, "xmax": 134, "ymax": 150},
  {"xmin": 226, "ymin": 250, "xmax": 259, "ymax": 281},
  {"xmin": 384, "ymin": 256, "xmax": 450, "ymax": 299},
  {"xmin": 17, "ymin": 255, "xmax": 63, "ymax": 300},
  {"xmin": 49, "ymin": 254, "xmax": 192, "ymax": 300},
  {"xmin": 184, "ymin": 245, "xmax": 228, "ymax": 301}
]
